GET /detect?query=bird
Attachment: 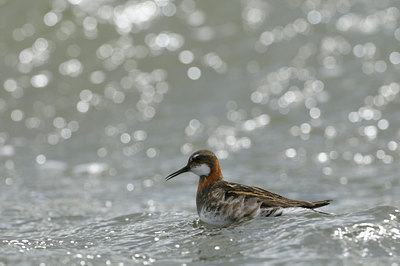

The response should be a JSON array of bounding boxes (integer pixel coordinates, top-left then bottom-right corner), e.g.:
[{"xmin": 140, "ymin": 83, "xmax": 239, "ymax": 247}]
[{"xmin": 165, "ymin": 149, "xmax": 331, "ymax": 226}]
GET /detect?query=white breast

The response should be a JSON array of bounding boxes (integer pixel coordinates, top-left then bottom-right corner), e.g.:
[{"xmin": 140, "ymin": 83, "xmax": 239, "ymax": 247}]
[
  {"xmin": 199, "ymin": 208, "xmax": 232, "ymax": 226},
  {"xmin": 191, "ymin": 164, "xmax": 210, "ymax": 176}
]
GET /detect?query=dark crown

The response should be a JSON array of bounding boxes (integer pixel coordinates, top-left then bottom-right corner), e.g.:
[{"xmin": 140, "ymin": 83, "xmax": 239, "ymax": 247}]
[{"xmin": 188, "ymin": 150, "xmax": 217, "ymax": 168}]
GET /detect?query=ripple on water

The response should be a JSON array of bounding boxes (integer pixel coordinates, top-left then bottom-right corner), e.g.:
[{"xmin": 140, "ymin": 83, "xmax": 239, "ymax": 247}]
[
  {"xmin": 3, "ymin": 207, "xmax": 399, "ymax": 264},
  {"xmin": 1, "ymin": 0, "xmax": 400, "ymax": 265}
]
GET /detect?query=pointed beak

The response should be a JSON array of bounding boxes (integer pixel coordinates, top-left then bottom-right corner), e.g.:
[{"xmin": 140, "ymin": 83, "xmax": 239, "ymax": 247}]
[{"xmin": 165, "ymin": 166, "xmax": 189, "ymax": 181}]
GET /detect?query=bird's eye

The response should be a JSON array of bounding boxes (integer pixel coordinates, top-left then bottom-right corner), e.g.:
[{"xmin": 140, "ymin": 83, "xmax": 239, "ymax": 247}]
[{"xmin": 192, "ymin": 154, "xmax": 200, "ymax": 161}]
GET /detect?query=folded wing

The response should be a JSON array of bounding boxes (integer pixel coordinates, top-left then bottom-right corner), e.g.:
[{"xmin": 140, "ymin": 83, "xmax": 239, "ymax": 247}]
[{"xmin": 221, "ymin": 181, "xmax": 332, "ymax": 209}]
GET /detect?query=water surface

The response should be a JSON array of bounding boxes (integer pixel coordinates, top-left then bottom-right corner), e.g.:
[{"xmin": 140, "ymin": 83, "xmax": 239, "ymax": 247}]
[{"xmin": 1, "ymin": 0, "xmax": 400, "ymax": 265}]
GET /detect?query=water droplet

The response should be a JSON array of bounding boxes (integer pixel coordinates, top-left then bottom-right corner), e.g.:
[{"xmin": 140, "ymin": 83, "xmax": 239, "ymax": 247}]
[
  {"xmin": 146, "ymin": 148, "xmax": 157, "ymax": 158},
  {"xmin": 36, "ymin": 154, "xmax": 46, "ymax": 165},
  {"xmin": 285, "ymin": 148, "xmax": 297, "ymax": 158},
  {"xmin": 307, "ymin": 10, "xmax": 322, "ymax": 25},
  {"xmin": 11, "ymin": 109, "xmax": 24, "ymax": 122},
  {"xmin": 126, "ymin": 183, "xmax": 135, "ymax": 191},
  {"xmin": 187, "ymin": 67, "xmax": 201, "ymax": 80},
  {"xmin": 43, "ymin": 12, "xmax": 60, "ymax": 27},
  {"xmin": 77, "ymin": 101, "xmax": 89, "ymax": 113},
  {"xmin": 120, "ymin": 133, "xmax": 131, "ymax": 144},
  {"xmin": 179, "ymin": 50, "xmax": 194, "ymax": 64}
]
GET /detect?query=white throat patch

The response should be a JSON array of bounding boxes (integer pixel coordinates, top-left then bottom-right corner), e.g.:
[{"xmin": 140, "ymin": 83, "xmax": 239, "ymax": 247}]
[{"xmin": 191, "ymin": 164, "xmax": 211, "ymax": 176}]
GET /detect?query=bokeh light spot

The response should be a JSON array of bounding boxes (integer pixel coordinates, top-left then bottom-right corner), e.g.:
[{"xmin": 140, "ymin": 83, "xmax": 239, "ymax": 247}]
[
  {"xmin": 187, "ymin": 67, "xmax": 201, "ymax": 80},
  {"xmin": 179, "ymin": 50, "xmax": 194, "ymax": 64}
]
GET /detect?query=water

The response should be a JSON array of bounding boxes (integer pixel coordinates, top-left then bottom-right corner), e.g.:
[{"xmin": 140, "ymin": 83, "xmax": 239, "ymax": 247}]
[{"xmin": 1, "ymin": 0, "xmax": 400, "ymax": 265}]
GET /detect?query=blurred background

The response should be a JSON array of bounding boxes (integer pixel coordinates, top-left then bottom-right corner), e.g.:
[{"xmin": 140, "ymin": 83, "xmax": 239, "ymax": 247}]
[{"xmin": 0, "ymin": 0, "xmax": 399, "ymax": 265}]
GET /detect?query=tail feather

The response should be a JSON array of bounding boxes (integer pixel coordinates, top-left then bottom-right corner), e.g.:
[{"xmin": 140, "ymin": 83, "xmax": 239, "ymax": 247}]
[{"xmin": 308, "ymin": 199, "xmax": 332, "ymax": 209}]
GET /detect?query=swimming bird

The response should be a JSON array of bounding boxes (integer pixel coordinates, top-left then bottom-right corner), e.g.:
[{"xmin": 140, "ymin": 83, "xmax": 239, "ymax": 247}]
[{"xmin": 165, "ymin": 149, "xmax": 331, "ymax": 225}]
